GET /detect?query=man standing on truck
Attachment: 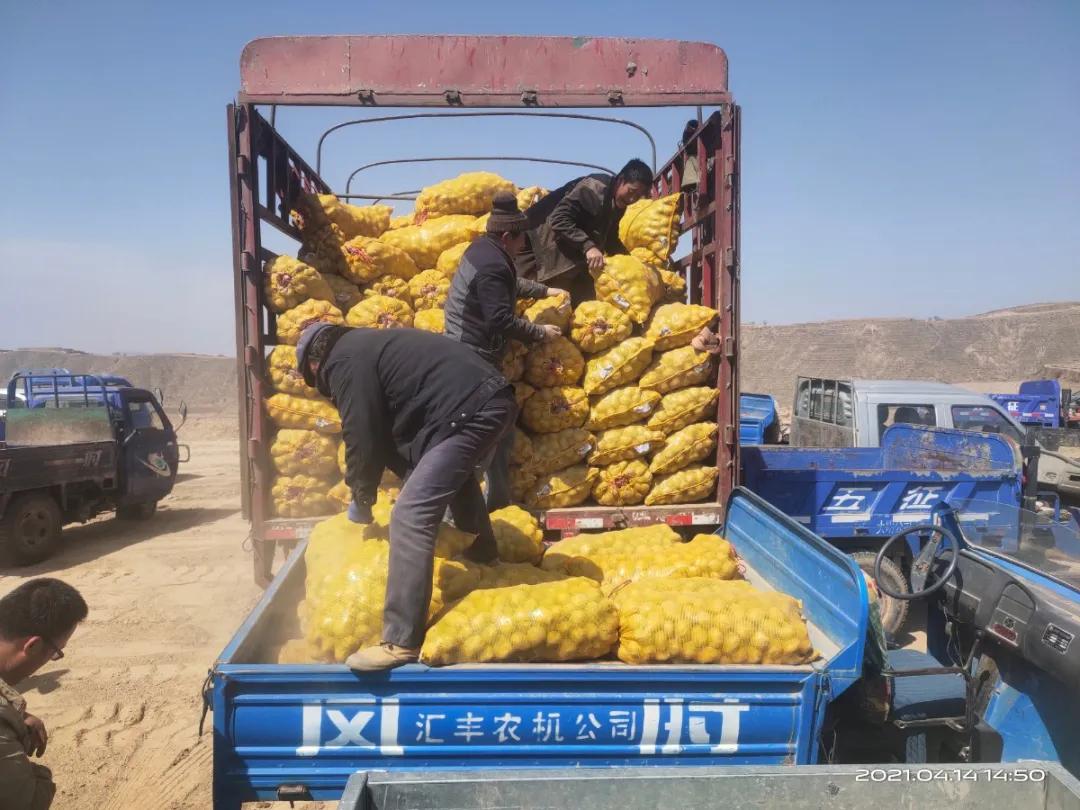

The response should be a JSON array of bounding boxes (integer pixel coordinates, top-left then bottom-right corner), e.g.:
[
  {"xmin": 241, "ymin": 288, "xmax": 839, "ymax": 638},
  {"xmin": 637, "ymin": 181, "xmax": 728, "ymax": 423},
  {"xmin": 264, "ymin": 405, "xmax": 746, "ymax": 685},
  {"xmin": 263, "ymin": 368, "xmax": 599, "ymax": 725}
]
[
  {"xmin": 443, "ymin": 190, "xmax": 565, "ymax": 509},
  {"xmin": 296, "ymin": 323, "xmax": 514, "ymax": 671},
  {"xmin": 516, "ymin": 158, "xmax": 653, "ymax": 303},
  {"xmin": 0, "ymin": 578, "xmax": 88, "ymax": 810}
]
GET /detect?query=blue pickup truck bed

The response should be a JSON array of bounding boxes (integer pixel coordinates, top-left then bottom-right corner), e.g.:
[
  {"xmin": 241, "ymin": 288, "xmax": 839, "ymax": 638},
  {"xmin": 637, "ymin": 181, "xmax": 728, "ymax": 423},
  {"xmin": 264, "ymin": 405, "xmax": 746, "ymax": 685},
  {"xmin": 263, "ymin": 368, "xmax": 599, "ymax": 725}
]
[{"xmin": 209, "ymin": 489, "xmax": 868, "ymax": 809}]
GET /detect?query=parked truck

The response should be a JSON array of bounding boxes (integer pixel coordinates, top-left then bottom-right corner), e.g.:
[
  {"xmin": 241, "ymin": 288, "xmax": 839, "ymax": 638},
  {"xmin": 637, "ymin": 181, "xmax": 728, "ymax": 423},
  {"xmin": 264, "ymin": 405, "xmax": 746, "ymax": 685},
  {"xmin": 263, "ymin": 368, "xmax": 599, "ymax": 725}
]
[{"xmin": 0, "ymin": 372, "xmax": 187, "ymax": 564}]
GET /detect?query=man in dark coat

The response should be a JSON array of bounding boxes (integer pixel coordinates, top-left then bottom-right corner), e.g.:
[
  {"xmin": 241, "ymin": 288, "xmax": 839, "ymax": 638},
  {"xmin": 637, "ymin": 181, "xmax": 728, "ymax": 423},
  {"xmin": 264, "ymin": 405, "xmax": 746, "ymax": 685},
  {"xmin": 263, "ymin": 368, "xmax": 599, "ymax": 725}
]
[
  {"xmin": 515, "ymin": 158, "xmax": 653, "ymax": 302},
  {"xmin": 295, "ymin": 324, "xmax": 515, "ymax": 670}
]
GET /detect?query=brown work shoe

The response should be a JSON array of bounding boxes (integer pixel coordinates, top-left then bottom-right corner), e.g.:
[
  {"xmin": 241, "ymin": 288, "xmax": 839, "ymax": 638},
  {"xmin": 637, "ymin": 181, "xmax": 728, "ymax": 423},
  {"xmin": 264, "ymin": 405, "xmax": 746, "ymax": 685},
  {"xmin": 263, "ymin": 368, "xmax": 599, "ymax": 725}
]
[{"xmin": 345, "ymin": 642, "xmax": 420, "ymax": 672}]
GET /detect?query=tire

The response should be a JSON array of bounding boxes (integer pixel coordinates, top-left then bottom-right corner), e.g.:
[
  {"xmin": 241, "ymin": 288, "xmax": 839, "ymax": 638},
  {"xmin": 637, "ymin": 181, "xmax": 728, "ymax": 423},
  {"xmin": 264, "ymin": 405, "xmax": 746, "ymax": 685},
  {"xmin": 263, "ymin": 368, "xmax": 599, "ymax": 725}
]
[
  {"xmin": 117, "ymin": 501, "xmax": 158, "ymax": 521},
  {"xmin": 852, "ymin": 551, "xmax": 910, "ymax": 636},
  {"xmin": 0, "ymin": 493, "xmax": 63, "ymax": 565}
]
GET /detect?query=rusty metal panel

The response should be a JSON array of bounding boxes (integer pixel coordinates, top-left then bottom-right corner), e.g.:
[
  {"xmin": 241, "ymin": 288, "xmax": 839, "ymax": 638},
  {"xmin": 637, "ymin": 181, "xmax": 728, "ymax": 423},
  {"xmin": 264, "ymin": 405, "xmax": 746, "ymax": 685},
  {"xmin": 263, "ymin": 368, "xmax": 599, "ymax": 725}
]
[{"xmin": 240, "ymin": 36, "xmax": 729, "ymax": 107}]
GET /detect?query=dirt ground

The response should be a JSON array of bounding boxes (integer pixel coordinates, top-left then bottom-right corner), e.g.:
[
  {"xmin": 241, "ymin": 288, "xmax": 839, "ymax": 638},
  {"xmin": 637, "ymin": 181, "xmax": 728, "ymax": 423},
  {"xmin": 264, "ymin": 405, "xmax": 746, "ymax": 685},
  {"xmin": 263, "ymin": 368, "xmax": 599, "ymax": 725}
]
[{"xmin": 0, "ymin": 433, "xmax": 260, "ymax": 810}]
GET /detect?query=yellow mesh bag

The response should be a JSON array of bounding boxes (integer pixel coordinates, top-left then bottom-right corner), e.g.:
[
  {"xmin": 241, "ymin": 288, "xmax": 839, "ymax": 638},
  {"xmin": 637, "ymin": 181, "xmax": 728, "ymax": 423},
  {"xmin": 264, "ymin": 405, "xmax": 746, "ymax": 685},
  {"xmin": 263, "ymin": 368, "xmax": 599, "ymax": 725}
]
[
  {"xmin": 656, "ymin": 267, "xmax": 687, "ymax": 303},
  {"xmin": 648, "ymin": 387, "xmax": 720, "ymax": 434},
  {"xmin": 500, "ymin": 340, "xmax": 527, "ymax": 382},
  {"xmin": 363, "ymin": 275, "xmax": 411, "ymax": 302},
  {"xmin": 408, "ymin": 269, "xmax": 451, "ymax": 311},
  {"xmin": 473, "ymin": 562, "xmax": 566, "ymax": 590},
  {"xmin": 413, "ymin": 308, "xmax": 445, "ymax": 333},
  {"xmin": 264, "ymin": 256, "xmax": 333, "ymax": 314},
  {"xmin": 416, "ymin": 172, "xmax": 516, "ymax": 218},
  {"xmin": 527, "ymin": 465, "xmax": 599, "ymax": 509},
  {"xmin": 516, "ymin": 185, "xmax": 548, "ymax": 211},
  {"xmin": 569, "ymin": 301, "xmax": 633, "ymax": 354},
  {"xmin": 270, "ymin": 429, "xmax": 340, "ymax": 479},
  {"xmin": 436, "ymin": 241, "xmax": 470, "ymax": 278},
  {"xmin": 592, "ymin": 460, "xmax": 653, "ymax": 507},
  {"xmin": 524, "ymin": 292, "xmax": 572, "ymax": 330},
  {"xmin": 336, "ymin": 441, "xmax": 347, "ymax": 476},
  {"xmin": 521, "ymin": 386, "xmax": 589, "ymax": 433},
  {"xmin": 272, "ymin": 474, "xmax": 335, "ymax": 518},
  {"xmin": 268, "ymin": 345, "xmax": 322, "ymax": 399},
  {"xmin": 509, "ymin": 428, "xmax": 535, "ymax": 467},
  {"xmin": 649, "ymin": 422, "xmax": 718, "ymax": 475},
  {"xmin": 276, "ymin": 299, "xmax": 344, "ymax": 346},
  {"xmin": 341, "ymin": 235, "xmax": 419, "ymax": 284},
  {"xmin": 613, "ymin": 577, "xmax": 815, "ymax": 665},
  {"xmin": 265, "ymin": 393, "xmax": 341, "ymax": 435},
  {"xmin": 645, "ymin": 304, "xmax": 719, "ymax": 351},
  {"xmin": 516, "ymin": 297, "xmax": 535, "ymax": 316},
  {"xmin": 645, "ymin": 465, "xmax": 718, "ymax": 506},
  {"xmin": 582, "ymin": 338, "xmax": 655, "ymax": 396},
  {"xmin": 346, "ymin": 295, "xmax": 415, "ymax": 329},
  {"xmin": 513, "ymin": 381, "xmax": 535, "ymax": 409},
  {"xmin": 380, "ymin": 215, "xmax": 477, "ymax": 269},
  {"xmin": 588, "ymin": 425, "xmax": 667, "ymax": 466},
  {"xmin": 510, "ymin": 466, "xmax": 538, "ymax": 504},
  {"xmin": 468, "ymin": 213, "xmax": 491, "ymax": 240},
  {"xmin": 590, "ymin": 254, "xmax": 661, "ymax": 324},
  {"xmin": 525, "ymin": 337, "xmax": 584, "ymax": 388},
  {"xmin": 618, "ymin": 193, "xmax": 681, "ymax": 264},
  {"xmin": 586, "ymin": 386, "xmax": 662, "ymax": 431},
  {"xmin": 489, "ymin": 505, "xmax": 545, "ymax": 564},
  {"xmin": 388, "ymin": 212, "xmax": 414, "ymax": 230},
  {"xmin": 639, "ymin": 346, "xmax": 713, "ymax": 394},
  {"xmin": 542, "ymin": 524, "xmax": 681, "ymax": 572},
  {"xmin": 530, "ymin": 429, "xmax": 596, "ymax": 476},
  {"xmin": 328, "ymin": 480, "xmax": 351, "ymax": 510},
  {"xmin": 275, "ymin": 638, "xmax": 326, "ymax": 665},
  {"xmin": 300, "ymin": 195, "xmax": 391, "ymax": 240},
  {"xmin": 291, "ymin": 194, "xmax": 391, "ymax": 275},
  {"xmin": 323, "ymin": 273, "xmax": 364, "ymax": 312},
  {"xmin": 421, "ymin": 577, "xmax": 618, "ymax": 665}
]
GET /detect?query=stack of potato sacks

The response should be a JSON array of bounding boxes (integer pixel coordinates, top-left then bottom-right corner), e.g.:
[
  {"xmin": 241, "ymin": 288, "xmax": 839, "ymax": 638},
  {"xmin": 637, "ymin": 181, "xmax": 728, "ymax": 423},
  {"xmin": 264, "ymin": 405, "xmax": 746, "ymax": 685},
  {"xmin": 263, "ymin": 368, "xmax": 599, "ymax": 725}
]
[{"xmin": 277, "ymin": 506, "xmax": 816, "ymax": 669}]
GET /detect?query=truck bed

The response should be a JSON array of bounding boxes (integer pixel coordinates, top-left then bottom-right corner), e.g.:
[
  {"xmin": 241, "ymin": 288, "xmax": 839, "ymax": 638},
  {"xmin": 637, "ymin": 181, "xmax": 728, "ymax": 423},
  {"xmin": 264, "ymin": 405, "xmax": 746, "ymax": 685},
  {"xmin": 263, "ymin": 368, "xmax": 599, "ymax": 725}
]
[{"xmin": 209, "ymin": 489, "xmax": 867, "ymax": 808}]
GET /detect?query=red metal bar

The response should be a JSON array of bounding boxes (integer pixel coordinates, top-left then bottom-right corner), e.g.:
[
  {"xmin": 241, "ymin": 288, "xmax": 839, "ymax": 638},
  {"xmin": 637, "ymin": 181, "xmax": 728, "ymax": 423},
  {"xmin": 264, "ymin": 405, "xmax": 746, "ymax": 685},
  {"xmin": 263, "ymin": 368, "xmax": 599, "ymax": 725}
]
[{"xmin": 240, "ymin": 36, "xmax": 729, "ymax": 107}]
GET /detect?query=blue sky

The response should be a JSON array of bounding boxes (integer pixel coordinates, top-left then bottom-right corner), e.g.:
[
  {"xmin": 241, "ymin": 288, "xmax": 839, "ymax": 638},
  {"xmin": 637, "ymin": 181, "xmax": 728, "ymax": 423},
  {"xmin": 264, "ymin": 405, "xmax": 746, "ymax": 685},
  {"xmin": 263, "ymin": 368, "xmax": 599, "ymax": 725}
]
[{"xmin": 2, "ymin": 1, "xmax": 1078, "ymax": 355}]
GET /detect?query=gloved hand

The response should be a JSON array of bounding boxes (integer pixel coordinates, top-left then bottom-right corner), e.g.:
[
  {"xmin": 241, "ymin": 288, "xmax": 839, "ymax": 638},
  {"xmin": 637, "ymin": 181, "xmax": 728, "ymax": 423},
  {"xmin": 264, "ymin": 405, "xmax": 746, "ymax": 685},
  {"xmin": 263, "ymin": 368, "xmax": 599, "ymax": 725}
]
[{"xmin": 348, "ymin": 500, "xmax": 373, "ymax": 524}]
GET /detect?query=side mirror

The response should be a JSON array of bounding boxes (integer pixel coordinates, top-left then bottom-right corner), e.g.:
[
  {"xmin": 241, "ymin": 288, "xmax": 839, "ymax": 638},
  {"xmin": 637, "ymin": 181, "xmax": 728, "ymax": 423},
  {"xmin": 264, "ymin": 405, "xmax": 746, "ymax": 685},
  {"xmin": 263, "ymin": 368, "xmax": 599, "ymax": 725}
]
[{"xmin": 176, "ymin": 401, "xmax": 189, "ymax": 432}]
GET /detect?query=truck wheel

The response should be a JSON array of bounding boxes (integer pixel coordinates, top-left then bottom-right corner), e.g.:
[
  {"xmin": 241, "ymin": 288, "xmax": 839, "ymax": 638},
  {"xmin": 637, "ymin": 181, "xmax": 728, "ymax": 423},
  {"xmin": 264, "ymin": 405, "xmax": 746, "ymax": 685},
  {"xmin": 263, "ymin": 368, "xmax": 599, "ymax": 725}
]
[
  {"xmin": 0, "ymin": 493, "xmax": 63, "ymax": 565},
  {"xmin": 852, "ymin": 551, "xmax": 910, "ymax": 636},
  {"xmin": 117, "ymin": 501, "xmax": 157, "ymax": 521}
]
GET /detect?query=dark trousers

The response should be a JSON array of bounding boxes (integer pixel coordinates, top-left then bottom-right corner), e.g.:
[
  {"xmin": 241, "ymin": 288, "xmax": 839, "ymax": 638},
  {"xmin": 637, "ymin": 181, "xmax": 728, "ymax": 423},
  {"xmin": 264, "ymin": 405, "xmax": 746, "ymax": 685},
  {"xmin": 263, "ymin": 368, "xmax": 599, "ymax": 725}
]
[{"xmin": 383, "ymin": 392, "xmax": 515, "ymax": 647}]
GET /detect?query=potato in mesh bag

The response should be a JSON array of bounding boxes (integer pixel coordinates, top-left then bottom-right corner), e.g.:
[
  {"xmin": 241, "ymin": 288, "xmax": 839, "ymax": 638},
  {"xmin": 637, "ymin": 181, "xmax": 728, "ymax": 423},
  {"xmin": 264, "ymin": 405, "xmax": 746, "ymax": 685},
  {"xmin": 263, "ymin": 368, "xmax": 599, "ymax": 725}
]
[
  {"xmin": 650, "ymin": 422, "xmax": 718, "ymax": 475},
  {"xmin": 421, "ymin": 577, "xmax": 618, "ymax": 665},
  {"xmin": 276, "ymin": 299, "xmax": 344, "ymax": 346},
  {"xmin": 569, "ymin": 301, "xmax": 633, "ymax": 354},
  {"xmin": 613, "ymin": 577, "xmax": 815, "ymax": 665},
  {"xmin": 275, "ymin": 638, "xmax": 326, "ymax": 665},
  {"xmin": 265, "ymin": 393, "xmax": 341, "ymax": 434},
  {"xmin": 656, "ymin": 267, "xmax": 687, "ymax": 303},
  {"xmin": 510, "ymin": 466, "xmax": 538, "ymax": 504},
  {"xmin": 645, "ymin": 464, "xmax": 718, "ymax": 506},
  {"xmin": 521, "ymin": 386, "xmax": 589, "ymax": 434},
  {"xmin": 500, "ymin": 340, "xmax": 528, "ymax": 382},
  {"xmin": 341, "ymin": 235, "xmax": 419, "ymax": 284},
  {"xmin": 328, "ymin": 480, "xmax": 352, "ymax": 510},
  {"xmin": 468, "ymin": 213, "xmax": 491, "ymax": 240},
  {"xmin": 588, "ymin": 425, "xmax": 666, "ymax": 466},
  {"xmin": 408, "ymin": 269, "xmax": 451, "ymax": 311},
  {"xmin": 527, "ymin": 465, "xmax": 599, "ymax": 509},
  {"xmin": 272, "ymin": 474, "xmax": 335, "ymax": 518},
  {"xmin": 542, "ymin": 524, "xmax": 681, "ymax": 573},
  {"xmin": 268, "ymin": 345, "xmax": 322, "ymax": 399},
  {"xmin": 301, "ymin": 194, "xmax": 391, "ymax": 240},
  {"xmin": 586, "ymin": 386, "xmax": 662, "ymax": 431},
  {"xmin": 413, "ymin": 308, "xmax": 445, "ymax": 333},
  {"xmin": 270, "ymin": 429, "xmax": 340, "ymax": 479},
  {"xmin": 436, "ymin": 240, "xmax": 470, "ymax": 278},
  {"xmin": 516, "ymin": 185, "xmax": 548, "ymax": 211},
  {"xmin": 474, "ymin": 562, "xmax": 566, "ymax": 590},
  {"xmin": 322, "ymin": 273, "xmax": 364, "ymax": 312},
  {"xmin": 524, "ymin": 292, "xmax": 572, "ymax": 330},
  {"xmin": 489, "ymin": 505, "xmax": 545, "ymax": 564},
  {"xmin": 590, "ymin": 254, "xmax": 661, "ymax": 324},
  {"xmin": 566, "ymin": 533, "xmax": 739, "ymax": 595},
  {"xmin": 364, "ymin": 275, "xmax": 411, "ymax": 302},
  {"xmin": 582, "ymin": 337, "xmax": 655, "ymax": 396},
  {"xmin": 264, "ymin": 256, "xmax": 333, "ymax": 314},
  {"xmin": 512, "ymin": 381, "xmax": 535, "ymax": 409},
  {"xmin": 388, "ymin": 212, "xmax": 414, "ymax": 230},
  {"xmin": 346, "ymin": 295, "xmax": 414, "ymax": 329},
  {"xmin": 525, "ymin": 337, "xmax": 584, "ymax": 388},
  {"xmin": 416, "ymin": 172, "xmax": 516, "ymax": 218},
  {"xmin": 530, "ymin": 428, "xmax": 596, "ymax": 476},
  {"xmin": 639, "ymin": 346, "xmax": 713, "ymax": 394},
  {"xmin": 648, "ymin": 387, "xmax": 720, "ymax": 434},
  {"xmin": 645, "ymin": 303, "xmax": 719, "ymax": 351},
  {"xmin": 509, "ymin": 429, "xmax": 535, "ymax": 467},
  {"xmin": 336, "ymin": 441, "xmax": 348, "ymax": 476},
  {"xmin": 618, "ymin": 192, "xmax": 681, "ymax": 264},
  {"xmin": 592, "ymin": 460, "xmax": 653, "ymax": 507},
  {"xmin": 380, "ymin": 215, "xmax": 477, "ymax": 269}
]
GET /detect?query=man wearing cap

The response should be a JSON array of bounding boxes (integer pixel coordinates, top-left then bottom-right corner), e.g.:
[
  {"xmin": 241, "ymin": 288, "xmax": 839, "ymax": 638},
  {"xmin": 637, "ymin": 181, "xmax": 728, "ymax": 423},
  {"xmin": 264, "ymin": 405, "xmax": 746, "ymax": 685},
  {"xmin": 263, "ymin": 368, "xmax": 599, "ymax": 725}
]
[
  {"xmin": 294, "ymin": 323, "xmax": 515, "ymax": 670},
  {"xmin": 443, "ymin": 190, "xmax": 565, "ymax": 508}
]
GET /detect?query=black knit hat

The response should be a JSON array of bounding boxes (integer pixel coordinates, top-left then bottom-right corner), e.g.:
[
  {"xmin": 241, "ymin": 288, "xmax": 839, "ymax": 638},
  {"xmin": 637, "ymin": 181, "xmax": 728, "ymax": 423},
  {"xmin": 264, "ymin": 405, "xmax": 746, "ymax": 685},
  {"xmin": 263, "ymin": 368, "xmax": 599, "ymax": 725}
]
[{"xmin": 486, "ymin": 191, "xmax": 529, "ymax": 234}]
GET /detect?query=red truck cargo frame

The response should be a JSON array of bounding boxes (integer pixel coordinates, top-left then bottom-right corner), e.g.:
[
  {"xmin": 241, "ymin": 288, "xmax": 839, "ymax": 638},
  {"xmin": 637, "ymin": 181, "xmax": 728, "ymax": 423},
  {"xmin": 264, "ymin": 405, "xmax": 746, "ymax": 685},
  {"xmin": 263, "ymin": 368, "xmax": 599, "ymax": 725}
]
[{"xmin": 228, "ymin": 35, "xmax": 740, "ymax": 583}]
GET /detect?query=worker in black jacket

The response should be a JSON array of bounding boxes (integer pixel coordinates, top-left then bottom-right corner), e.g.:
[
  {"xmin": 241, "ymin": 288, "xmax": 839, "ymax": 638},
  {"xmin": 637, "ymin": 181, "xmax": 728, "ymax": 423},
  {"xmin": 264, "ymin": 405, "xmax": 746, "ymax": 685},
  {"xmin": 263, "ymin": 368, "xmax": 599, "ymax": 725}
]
[
  {"xmin": 295, "ymin": 323, "xmax": 515, "ymax": 671},
  {"xmin": 515, "ymin": 158, "xmax": 652, "ymax": 302},
  {"xmin": 444, "ymin": 190, "xmax": 565, "ymax": 507}
]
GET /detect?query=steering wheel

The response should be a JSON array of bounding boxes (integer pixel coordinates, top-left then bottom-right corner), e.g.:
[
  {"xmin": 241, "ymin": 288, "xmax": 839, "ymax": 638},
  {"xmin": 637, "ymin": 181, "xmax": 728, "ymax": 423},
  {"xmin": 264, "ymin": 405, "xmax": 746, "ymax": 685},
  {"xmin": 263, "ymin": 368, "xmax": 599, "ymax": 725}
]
[{"xmin": 874, "ymin": 523, "xmax": 960, "ymax": 600}]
